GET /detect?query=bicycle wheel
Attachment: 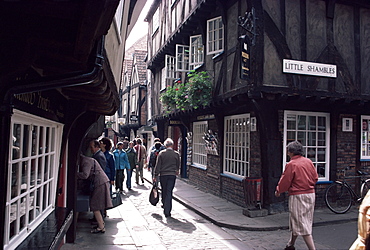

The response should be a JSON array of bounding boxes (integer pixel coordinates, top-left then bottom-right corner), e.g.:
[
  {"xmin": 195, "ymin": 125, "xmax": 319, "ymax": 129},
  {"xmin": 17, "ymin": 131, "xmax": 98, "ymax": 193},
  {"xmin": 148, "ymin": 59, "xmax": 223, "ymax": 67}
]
[
  {"xmin": 324, "ymin": 182, "xmax": 352, "ymax": 214},
  {"xmin": 361, "ymin": 180, "xmax": 370, "ymax": 200}
]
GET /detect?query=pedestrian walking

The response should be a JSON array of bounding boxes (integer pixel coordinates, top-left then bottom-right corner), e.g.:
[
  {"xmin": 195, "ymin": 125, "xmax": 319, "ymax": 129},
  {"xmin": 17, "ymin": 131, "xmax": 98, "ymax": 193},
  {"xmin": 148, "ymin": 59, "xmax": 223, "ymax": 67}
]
[
  {"xmin": 275, "ymin": 141, "xmax": 318, "ymax": 250},
  {"xmin": 125, "ymin": 141, "xmax": 137, "ymax": 190},
  {"xmin": 89, "ymin": 139, "xmax": 107, "ymax": 171},
  {"xmin": 113, "ymin": 142, "xmax": 130, "ymax": 193},
  {"xmin": 148, "ymin": 141, "xmax": 163, "ymax": 177},
  {"xmin": 99, "ymin": 137, "xmax": 115, "ymax": 193},
  {"xmin": 153, "ymin": 138, "xmax": 180, "ymax": 218},
  {"xmin": 77, "ymin": 154, "xmax": 112, "ymax": 234},
  {"xmin": 134, "ymin": 138, "xmax": 147, "ymax": 185}
]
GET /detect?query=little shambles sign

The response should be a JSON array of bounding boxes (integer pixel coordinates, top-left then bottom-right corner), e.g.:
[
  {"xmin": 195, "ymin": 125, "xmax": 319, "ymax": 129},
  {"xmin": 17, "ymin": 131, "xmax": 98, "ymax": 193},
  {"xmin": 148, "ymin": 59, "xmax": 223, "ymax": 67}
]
[{"xmin": 283, "ymin": 59, "xmax": 337, "ymax": 78}]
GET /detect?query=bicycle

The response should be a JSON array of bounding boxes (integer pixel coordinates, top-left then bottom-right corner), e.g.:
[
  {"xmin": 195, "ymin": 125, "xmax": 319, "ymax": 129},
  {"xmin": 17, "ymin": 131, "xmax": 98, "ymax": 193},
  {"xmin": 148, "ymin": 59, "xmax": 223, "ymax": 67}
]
[{"xmin": 324, "ymin": 166, "xmax": 370, "ymax": 214}]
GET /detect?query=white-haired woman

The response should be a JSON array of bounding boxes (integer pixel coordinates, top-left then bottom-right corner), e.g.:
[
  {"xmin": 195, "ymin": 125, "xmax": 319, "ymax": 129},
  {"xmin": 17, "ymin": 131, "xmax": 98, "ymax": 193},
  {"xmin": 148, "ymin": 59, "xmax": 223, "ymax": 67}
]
[{"xmin": 275, "ymin": 141, "xmax": 318, "ymax": 250}]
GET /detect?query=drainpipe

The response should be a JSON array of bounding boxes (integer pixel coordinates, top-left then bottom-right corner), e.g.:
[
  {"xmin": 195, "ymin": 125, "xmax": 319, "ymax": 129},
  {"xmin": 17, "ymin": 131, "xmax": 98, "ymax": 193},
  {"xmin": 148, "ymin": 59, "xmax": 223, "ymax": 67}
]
[{"xmin": 0, "ymin": 36, "xmax": 106, "ymax": 247}]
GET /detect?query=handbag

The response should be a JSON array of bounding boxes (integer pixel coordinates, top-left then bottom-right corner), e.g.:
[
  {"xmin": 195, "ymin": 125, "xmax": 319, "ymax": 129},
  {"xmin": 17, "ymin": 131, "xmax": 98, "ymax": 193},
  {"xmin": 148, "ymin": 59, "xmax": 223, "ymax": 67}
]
[
  {"xmin": 149, "ymin": 181, "xmax": 159, "ymax": 206},
  {"xmin": 107, "ymin": 192, "xmax": 123, "ymax": 210},
  {"xmin": 88, "ymin": 162, "xmax": 96, "ymax": 195}
]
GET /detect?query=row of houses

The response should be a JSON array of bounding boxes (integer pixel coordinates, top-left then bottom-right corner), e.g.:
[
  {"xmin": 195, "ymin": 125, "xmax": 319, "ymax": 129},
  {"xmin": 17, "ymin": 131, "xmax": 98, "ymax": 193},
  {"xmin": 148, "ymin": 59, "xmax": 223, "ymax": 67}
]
[{"xmin": 114, "ymin": 0, "xmax": 370, "ymax": 213}]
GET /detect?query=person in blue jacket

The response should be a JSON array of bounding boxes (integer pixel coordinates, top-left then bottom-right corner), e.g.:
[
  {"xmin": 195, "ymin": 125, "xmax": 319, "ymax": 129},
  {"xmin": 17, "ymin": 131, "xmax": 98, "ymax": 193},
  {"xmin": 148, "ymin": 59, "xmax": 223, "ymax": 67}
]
[
  {"xmin": 99, "ymin": 137, "xmax": 115, "ymax": 194},
  {"xmin": 113, "ymin": 141, "xmax": 130, "ymax": 193}
]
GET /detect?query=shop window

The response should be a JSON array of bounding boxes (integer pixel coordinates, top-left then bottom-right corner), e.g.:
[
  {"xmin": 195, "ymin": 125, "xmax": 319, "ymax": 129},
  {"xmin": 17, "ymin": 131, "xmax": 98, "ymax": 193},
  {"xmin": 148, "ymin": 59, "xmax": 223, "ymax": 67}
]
[
  {"xmin": 131, "ymin": 94, "xmax": 136, "ymax": 114},
  {"xmin": 223, "ymin": 114, "xmax": 250, "ymax": 177},
  {"xmin": 207, "ymin": 16, "xmax": 224, "ymax": 55},
  {"xmin": 192, "ymin": 121, "xmax": 208, "ymax": 168},
  {"xmin": 283, "ymin": 111, "xmax": 330, "ymax": 180},
  {"xmin": 175, "ymin": 45, "xmax": 189, "ymax": 72},
  {"xmin": 189, "ymin": 35, "xmax": 204, "ymax": 70},
  {"xmin": 5, "ymin": 110, "xmax": 63, "ymax": 249},
  {"xmin": 361, "ymin": 115, "xmax": 370, "ymax": 160}
]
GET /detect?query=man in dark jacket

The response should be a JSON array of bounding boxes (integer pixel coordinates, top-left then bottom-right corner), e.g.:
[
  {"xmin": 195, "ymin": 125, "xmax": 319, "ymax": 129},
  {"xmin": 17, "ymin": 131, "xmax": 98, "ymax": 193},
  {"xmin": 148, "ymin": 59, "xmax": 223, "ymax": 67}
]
[
  {"xmin": 89, "ymin": 140, "xmax": 107, "ymax": 171},
  {"xmin": 153, "ymin": 138, "xmax": 180, "ymax": 218}
]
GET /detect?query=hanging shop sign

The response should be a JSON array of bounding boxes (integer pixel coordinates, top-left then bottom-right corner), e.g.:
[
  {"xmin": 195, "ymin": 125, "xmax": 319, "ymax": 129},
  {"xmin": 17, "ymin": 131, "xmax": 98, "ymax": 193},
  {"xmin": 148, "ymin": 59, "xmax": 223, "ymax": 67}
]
[
  {"xmin": 240, "ymin": 35, "xmax": 251, "ymax": 80},
  {"xmin": 283, "ymin": 59, "xmax": 337, "ymax": 78}
]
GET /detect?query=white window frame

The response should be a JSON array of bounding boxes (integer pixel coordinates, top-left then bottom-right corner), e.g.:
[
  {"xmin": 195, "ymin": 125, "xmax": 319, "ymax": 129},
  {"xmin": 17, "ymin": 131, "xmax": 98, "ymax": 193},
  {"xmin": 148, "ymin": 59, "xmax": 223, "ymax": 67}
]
[
  {"xmin": 175, "ymin": 45, "xmax": 189, "ymax": 72},
  {"xmin": 161, "ymin": 67, "xmax": 167, "ymax": 91},
  {"xmin": 131, "ymin": 94, "xmax": 136, "ymax": 114},
  {"xmin": 283, "ymin": 110, "xmax": 330, "ymax": 181},
  {"xmin": 152, "ymin": 7, "xmax": 159, "ymax": 35},
  {"xmin": 223, "ymin": 114, "xmax": 250, "ymax": 178},
  {"xmin": 207, "ymin": 16, "xmax": 224, "ymax": 55},
  {"xmin": 189, "ymin": 35, "xmax": 204, "ymax": 70},
  {"xmin": 5, "ymin": 109, "xmax": 63, "ymax": 250},
  {"xmin": 192, "ymin": 121, "xmax": 208, "ymax": 168},
  {"xmin": 361, "ymin": 115, "xmax": 370, "ymax": 160},
  {"xmin": 165, "ymin": 55, "xmax": 175, "ymax": 80},
  {"xmin": 123, "ymin": 99, "xmax": 127, "ymax": 117}
]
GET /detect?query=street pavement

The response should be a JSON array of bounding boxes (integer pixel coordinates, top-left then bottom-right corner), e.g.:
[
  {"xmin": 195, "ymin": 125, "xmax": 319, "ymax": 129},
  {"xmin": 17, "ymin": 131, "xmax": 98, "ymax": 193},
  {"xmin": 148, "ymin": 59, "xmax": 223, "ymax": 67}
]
[{"xmin": 61, "ymin": 169, "xmax": 359, "ymax": 249}]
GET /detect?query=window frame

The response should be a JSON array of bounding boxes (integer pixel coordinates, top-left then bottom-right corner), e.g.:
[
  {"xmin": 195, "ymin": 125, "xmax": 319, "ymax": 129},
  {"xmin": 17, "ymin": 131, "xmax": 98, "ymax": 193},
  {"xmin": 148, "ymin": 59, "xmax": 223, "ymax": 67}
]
[
  {"xmin": 189, "ymin": 35, "xmax": 204, "ymax": 70},
  {"xmin": 5, "ymin": 109, "xmax": 63, "ymax": 249},
  {"xmin": 283, "ymin": 110, "xmax": 330, "ymax": 181},
  {"xmin": 192, "ymin": 121, "xmax": 208, "ymax": 168},
  {"xmin": 152, "ymin": 7, "xmax": 159, "ymax": 35},
  {"xmin": 175, "ymin": 44, "xmax": 189, "ymax": 72},
  {"xmin": 361, "ymin": 115, "xmax": 370, "ymax": 160},
  {"xmin": 223, "ymin": 113, "xmax": 250, "ymax": 178},
  {"xmin": 206, "ymin": 16, "xmax": 224, "ymax": 55}
]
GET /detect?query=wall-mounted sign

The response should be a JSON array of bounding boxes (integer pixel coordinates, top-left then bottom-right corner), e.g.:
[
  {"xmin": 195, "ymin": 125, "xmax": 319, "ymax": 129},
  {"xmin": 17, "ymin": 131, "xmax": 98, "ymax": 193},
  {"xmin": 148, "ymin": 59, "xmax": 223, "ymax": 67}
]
[
  {"xmin": 283, "ymin": 59, "xmax": 337, "ymax": 78},
  {"xmin": 197, "ymin": 114, "xmax": 215, "ymax": 120},
  {"xmin": 240, "ymin": 35, "xmax": 251, "ymax": 80},
  {"xmin": 343, "ymin": 118, "xmax": 353, "ymax": 132}
]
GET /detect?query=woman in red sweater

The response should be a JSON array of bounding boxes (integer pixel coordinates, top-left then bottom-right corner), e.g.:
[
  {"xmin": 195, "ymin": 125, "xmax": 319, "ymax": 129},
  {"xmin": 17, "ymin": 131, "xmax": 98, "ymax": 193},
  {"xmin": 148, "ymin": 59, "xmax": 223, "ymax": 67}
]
[{"xmin": 275, "ymin": 141, "xmax": 318, "ymax": 250}]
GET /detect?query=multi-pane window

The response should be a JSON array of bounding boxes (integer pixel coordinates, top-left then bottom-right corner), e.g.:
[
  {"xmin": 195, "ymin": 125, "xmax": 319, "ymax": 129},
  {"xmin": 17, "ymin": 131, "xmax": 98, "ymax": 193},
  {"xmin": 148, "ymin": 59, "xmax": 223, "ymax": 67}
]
[
  {"xmin": 192, "ymin": 121, "xmax": 208, "ymax": 167},
  {"xmin": 5, "ymin": 110, "xmax": 62, "ymax": 249},
  {"xmin": 283, "ymin": 111, "xmax": 330, "ymax": 180},
  {"xmin": 361, "ymin": 115, "xmax": 370, "ymax": 160},
  {"xmin": 165, "ymin": 55, "xmax": 175, "ymax": 80},
  {"xmin": 189, "ymin": 35, "xmax": 204, "ymax": 70},
  {"xmin": 207, "ymin": 16, "xmax": 224, "ymax": 55},
  {"xmin": 223, "ymin": 114, "xmax": 250, "ymax": 177},
  {"xmin": 175, "ymin": 45, "xmax": 189, "ymax": 72}
]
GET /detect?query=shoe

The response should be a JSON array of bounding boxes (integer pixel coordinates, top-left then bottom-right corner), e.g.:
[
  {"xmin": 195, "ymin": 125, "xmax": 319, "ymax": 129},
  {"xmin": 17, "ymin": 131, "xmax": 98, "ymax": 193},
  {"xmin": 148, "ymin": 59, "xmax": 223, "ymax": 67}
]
[
  {"xmin": 91, "ymin": 227, "xmax": 105, "ymax": 234},
  {"xmin": 91, "ymin": 222, "xmax": 105, "ymax": 229},
  {"xmin": 164, "ymin": 213, "xmax": 171, "ymax": 218},
  {"xmin": 128, "ymin": 188, "xmax": 132, "ymax": 191},
  {"xmin": 141, "ymin": 179, "xmax": 144, "ymax": 184},
  {"xmin": 284, "ymin": 245, "xmax": 295, "ymax": 250}
]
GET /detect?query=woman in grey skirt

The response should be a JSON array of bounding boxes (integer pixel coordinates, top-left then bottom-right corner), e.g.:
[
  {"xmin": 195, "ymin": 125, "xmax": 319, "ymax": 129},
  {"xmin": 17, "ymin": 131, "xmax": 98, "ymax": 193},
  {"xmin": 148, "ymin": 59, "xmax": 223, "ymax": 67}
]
[{"xmin": 78, "ymin": 154, "xmax": 113, "ymax": 233}]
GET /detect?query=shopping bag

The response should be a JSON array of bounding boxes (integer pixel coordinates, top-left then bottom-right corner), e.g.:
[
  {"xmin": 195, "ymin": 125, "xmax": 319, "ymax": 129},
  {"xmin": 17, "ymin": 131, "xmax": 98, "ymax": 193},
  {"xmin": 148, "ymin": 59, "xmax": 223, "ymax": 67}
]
[
  {"xmin": 107, "ymin": 192, "xmax": 122, "ymax": 209},
  {"xmin": 149, "ymin": 182, "xmax": 159, "ymax": 206}
]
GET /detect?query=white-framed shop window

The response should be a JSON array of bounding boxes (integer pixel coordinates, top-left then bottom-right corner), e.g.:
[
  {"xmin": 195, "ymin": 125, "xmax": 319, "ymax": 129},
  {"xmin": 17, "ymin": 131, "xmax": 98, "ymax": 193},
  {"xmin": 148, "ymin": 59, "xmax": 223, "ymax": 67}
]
[
  {"xmin": 192, "ymin": 121, "xmax": 208, "ymax": 168},
  {"xmin": 283, "ymin": 110, "xmax": 330, "ymax": 180},
  {"xmin": 223, "ymin": 114, "xmax": 250, "ymax": 177},
  {"xmin": 189, "ymin": 35, "xmax": 204, "ymax": 70},
  {"xmin": 5, "ymin": 109, "xmax": 63, "ymax": 250},
  {"xmin": 207, "ymin": 16, "xmax": 224, "ymax": 55},
  {"xmin": 361, "ymin": 115, "xmax": 370, "ymax": 160},
  {"xmin": 175, "ymin": 45, "xmax": 189, "ymax": 72}
]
